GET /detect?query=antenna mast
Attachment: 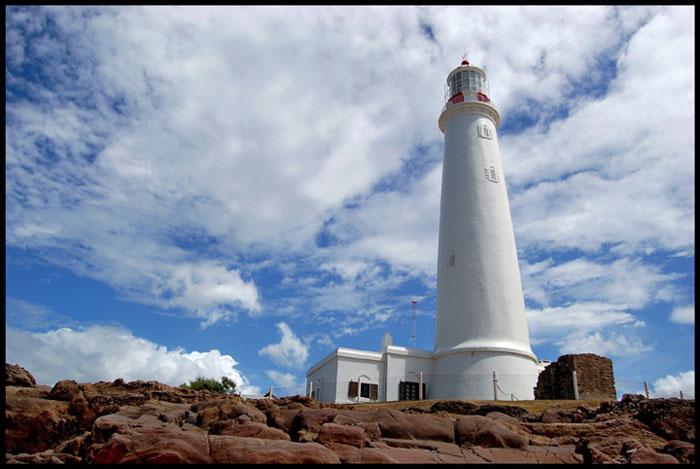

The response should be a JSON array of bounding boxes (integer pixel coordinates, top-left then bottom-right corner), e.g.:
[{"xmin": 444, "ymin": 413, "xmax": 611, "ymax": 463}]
[{"xmin": 411, "ymin": 300, "xmax": 417, "ymax": 347}]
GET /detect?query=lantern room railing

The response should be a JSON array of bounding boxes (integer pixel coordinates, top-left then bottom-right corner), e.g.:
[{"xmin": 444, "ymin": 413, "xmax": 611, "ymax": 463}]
[{"xmin": 441, "ymin": 90, "xmax": 494, "ymax": 114}]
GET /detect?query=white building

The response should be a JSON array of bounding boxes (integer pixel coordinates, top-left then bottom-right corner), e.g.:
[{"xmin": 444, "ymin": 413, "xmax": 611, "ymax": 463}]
[{"xmin": 307, "ymin": 59, "xmax": 544, "ymax": 403}]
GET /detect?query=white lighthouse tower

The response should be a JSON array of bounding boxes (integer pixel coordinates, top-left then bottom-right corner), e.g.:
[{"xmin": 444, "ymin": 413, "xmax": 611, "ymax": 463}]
[{"xmin": 431, "ymin": 58, "xmax": 539, "ymax": 400}]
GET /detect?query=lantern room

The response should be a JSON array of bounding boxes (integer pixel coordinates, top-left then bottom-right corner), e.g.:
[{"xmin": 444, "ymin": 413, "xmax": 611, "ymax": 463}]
[{"xmin": 444, "ymin": 59, "xmax": 491, "ymax": 106}]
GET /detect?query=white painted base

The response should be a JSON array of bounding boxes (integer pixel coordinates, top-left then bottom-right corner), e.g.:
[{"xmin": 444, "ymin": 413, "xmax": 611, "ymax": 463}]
[{"xmin": 431, "ymin": 349, "xmax": 539, "ymax": 400}]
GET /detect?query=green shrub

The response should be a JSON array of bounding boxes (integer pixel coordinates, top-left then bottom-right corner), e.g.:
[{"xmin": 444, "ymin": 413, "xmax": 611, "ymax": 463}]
[{"xmin": 181, "ymin": 376, "xmax": 237, "ymax": 394}]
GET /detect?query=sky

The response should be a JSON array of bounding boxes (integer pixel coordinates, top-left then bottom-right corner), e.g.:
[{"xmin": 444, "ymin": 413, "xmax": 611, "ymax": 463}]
[{"xmin": 5, "ymin": 5, "xmax": 695, "ymax": 399}]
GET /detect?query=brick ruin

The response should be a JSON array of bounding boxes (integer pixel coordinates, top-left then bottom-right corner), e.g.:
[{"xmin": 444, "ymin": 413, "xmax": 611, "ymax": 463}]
[{"xmin": 534, "ymin": 353, "xmax": 617, "ymax": 400}]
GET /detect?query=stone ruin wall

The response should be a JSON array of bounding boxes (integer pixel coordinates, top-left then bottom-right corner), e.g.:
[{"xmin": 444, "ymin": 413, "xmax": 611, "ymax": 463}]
[{"xmin": 535, "ymin": 353, "xmax": 616, "ymax": 400}]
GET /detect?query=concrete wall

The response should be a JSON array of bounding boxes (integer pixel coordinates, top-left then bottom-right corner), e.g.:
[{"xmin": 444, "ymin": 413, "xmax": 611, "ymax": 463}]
[
  {"xmin": 335, "ymin": 355, "xmax": 383, "ymax": 404},
  {"xmin": 384, "ymin": 346, "xmax": 434, "ymax": 401},
  {"xmin": 306, "ymin": 356, "xmax": 339, "ymax": 403}
]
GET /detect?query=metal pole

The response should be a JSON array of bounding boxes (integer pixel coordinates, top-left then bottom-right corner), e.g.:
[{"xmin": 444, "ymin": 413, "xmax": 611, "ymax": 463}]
[
  {"xmin": 644, "ymin": 381, "xmax": 650, "ymax": 399},
  {"xmin": 411, "ymin": 300, "xmax": 417, "ymax": 347},
  {"xmin": 493, "ymin": 371, "xmax": 498, "ymax": 401},
  {"xmin": 419, "ymin": 370, "xmax": 423, "ymax": 400},
  {"xmin": 572, "ymin": 370, "xmax": 579, "ymax": 400}
]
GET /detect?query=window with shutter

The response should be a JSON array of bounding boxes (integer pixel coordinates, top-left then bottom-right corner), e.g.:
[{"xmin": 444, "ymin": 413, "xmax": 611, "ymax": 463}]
[
  {"xmin": 369, "ymin": 384, "xmax": 378, "ymax": 400},
  {"xmin": 360, "ymin": 382, "xmax": 370, "ymax": 398},
  {"xmin": 399, "ymin": 381, "xmax": 423, "ymax": 400},
  {"xmin": 348, "ymin": 381, "xmax": 358, "ymax": 398}
]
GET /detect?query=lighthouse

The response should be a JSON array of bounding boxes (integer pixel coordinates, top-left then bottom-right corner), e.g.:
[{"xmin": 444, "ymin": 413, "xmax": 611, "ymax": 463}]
[
  {"xmin": 431, "ymin": 59, "xmax": 539, "ymax": 400},
  {"xmin": 305, "ymin": 58, "xmax": 544, "ymax": 403}
]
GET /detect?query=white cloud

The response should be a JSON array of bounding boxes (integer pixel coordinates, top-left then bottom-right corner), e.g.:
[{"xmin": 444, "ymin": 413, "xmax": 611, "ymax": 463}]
[
  {"xmin": 521, "ymin": 257, "xmax": 682, "ymax": 309},
  {"xmin": 4, "ymin": 6, "xmax": 694, "ymax": 364},
  {"xmin": 527, "ymin": 302, "xmax": 639, "ymax": 340},
  {"xmin": 557, "ymin": 330, "xmax": 651, "ymax": 358},
  {"xmin": 264, "ymin": 370, "xmax": 305, "ymax": 396},
  {"xmin": 5, "ymin": 325, "xmax": 259, "ymax": 394},
  {"xmin": 670, "ymin": 305, "xmax": 694, "ymax": 325},
  {"xmin": 258, "ymin": 322, "xmax": 310, "ymax": 369},
  {"xmin": 652, "ymin": 371, "xmax": 694, "ymax": 398}
]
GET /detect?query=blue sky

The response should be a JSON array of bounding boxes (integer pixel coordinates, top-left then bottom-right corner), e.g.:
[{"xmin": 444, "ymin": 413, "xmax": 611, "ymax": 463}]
[{"xmin": 5, "ymin": 6, "xmax": 695, "ymax": 398}]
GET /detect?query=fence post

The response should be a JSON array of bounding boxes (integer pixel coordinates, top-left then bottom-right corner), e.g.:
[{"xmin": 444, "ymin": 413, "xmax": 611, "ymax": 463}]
[
  {"xmin": 419, "ymin": 370, "xmax": 423, "ymax": 400},
  {"xmin": 572, "ymin": 369, "xmax": 579, "ymax": 400},
  {"xmin": 493, "ymin": 371, "xmax": 498, "ymax": 401},
  {"xmin": 644, "ymin": 381, "xmax": 650, "ymax": 399}
]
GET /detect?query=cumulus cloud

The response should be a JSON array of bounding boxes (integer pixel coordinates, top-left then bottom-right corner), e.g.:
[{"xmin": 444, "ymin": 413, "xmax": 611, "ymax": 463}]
[
  {"xmin": 258, "ymin": 322, "xmax": 310, "ymax": 369},
  {"xmin": 264, "ymin": 370, "xmax": 305, "ymax": 396},
  {"xmin": 670, "ymin": 305, "xmax": 694, "ymax": 325},
  {"xmin": 652, "ymin": 371, "xmax": 694, "ymax": 398},
  {"xmin": 556, "ymin": 330, "xmax": 652, "ymax": 357},
  {"xmin": 521, "ymin": 257, "xmax": 682, "ymax": 309},
  {"xmin": 5, "ymin": 325, "xmax": 259, "ymax": 394},
  {"xmin": 4, "ymin": 6, "xmax": 694, "ymax": 367}
]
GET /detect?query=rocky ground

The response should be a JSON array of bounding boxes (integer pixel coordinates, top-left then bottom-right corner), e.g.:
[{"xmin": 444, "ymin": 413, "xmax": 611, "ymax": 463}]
[{"xmin": 5, "ymin": 363, "xmax": 695, "ymax": 464}]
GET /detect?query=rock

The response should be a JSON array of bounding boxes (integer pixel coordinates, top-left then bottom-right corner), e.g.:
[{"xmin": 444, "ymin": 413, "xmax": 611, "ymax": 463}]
[
  {"xmin": 634, "ymin": 398, "xmax": 695, "ymax": 443},
  {"xmin": 470, "ymin": 404, "xmax": 529, "ymax": 419},
  {"xmin": 6, "ymin": 363, "xmax": 37, "ymax": 387},
  {"xmin": 454, "ymin": 415, "xmax": 528, "ymax": 449},
  {"xmin": 540, "ymin": 408, "xmax": 583, "ymax": 423},
  {"xmin": 289, "ymin": 408, "xmax": 338, "ymax": 441},
  {"xmin": 470, "ymin": 445, "xmax": 583, "ymax": 464},
  {"xmin": 404, "ymin": 413, "xmax": 455, "ymax": 443},
  {"xmin": 629, "ymin": 446, "xmax": 680, "ymax": 464},
  {"xmin": 430, "ymin": 400, "xmax": 478, "ymax": 415},
  {"xmin": 90, "ymin": 425, "xmax": 210, "ymax": 464},
  {"xmin": 316, "ymin": 422, "xmax": 365, "ymax": 448},
  {"xmin": 5, "ymin": 391, "xmax": 79, "ymax": 454},
  {"xmin": 370, "ymin": 408, "xmax": 414, "ymax": 440},
  {"xmin": 207, "ymin": 435, "xmax": 341, "ymax": 464},
  {"xmin": 49, "ymin": 380, "xmax": 84, "ymax": 402},
  {"xmin": 209, "ymin": 421, "xmax": 290, "ymax": 441},
  {"xmin": 662, "ymin": 440, "xmax": 695, "ymax": 464},
  {"xmin": 192, "ymin": 399, "xmax": 267, "ymax": 429}
]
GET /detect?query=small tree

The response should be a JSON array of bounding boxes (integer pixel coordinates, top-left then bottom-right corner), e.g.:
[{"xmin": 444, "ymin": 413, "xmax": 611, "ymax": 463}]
[
  {"xmin": 181, "ymin": 376, "xmax": 237, "ymax": 394},
  {"xmin": 221, "ymin": 376, "xmax": 237, "ymax": 394}
]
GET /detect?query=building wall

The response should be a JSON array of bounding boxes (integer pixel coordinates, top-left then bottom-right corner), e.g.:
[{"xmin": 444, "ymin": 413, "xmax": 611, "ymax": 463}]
[
  {"xmin": 384, "ymin": 347, "xmax": 434, "ymax": 401},
  {"xmin": 335, "ymin": 356, "xmax": 383, "ymax": 404},
  {"xmin": 307, "ymin": 356, "xmax": 339, "ymax": 403}
]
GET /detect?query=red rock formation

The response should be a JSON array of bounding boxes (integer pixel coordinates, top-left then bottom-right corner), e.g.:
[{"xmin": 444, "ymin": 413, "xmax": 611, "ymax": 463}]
[{"xmin": 5, "ymin": 363, "xmax": 693, "ymax": 464}]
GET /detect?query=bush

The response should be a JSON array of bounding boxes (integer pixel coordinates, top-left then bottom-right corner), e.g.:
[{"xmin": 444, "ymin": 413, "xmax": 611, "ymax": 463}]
[{"xmin": 180, "ymin": 376, "xmax": 237, "ymax": 394}]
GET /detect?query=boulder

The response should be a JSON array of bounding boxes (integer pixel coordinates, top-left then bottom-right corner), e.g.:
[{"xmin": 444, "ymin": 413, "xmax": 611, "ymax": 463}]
[
  {"xmin": 90, "ymin": 425, "xmax": 210, "ymax": 464},
  {"xmin": 454, "ymin": 414, "xmax": 528, "ymax": 449},
  {"xmin": 662, "ymin": 440, "xmax": 695, "ymax": 464},
  {"xmin": 207, "ymin": 435, "xmax": 341, "ymax": 464},
  {"xmin": 49, "ymin": 380, "xmax": 84, "ymax": 402},
  {"xmin": 6, "ymin": 363, "xmax": 37, "ymax": 387},
  {"xmin": 316, "ymin": 422, "xmax": 366, "ymax": 448},
  {"xmin": 209, "ymin": 421, "xmax": 290, "ymax": 441},
  {"xmin": 289, "ymin": 407, "xmax": 338, "ymax": 441},
  {"xmin": 634, "ymin": 398, "xmax": 695, "ymax": 443}
]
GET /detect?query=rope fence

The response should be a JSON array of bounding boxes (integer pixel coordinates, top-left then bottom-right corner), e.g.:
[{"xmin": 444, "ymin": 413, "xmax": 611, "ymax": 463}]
[{"xmin": 237, "ymin": 373, "xmax": 693, "ymax": 402}]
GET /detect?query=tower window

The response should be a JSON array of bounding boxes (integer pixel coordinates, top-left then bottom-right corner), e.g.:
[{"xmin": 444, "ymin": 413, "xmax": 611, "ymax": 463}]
[
  {"xmin": 477, "ymin": 124, "xmax": 492, "ymax": 139},
  {"xmin": 448, "ymin": 253, "xmax": 456, "ymax": 267},
  {"xmin": 485, "ymin": 165, "xmax": 499, "ymax": 183}
]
